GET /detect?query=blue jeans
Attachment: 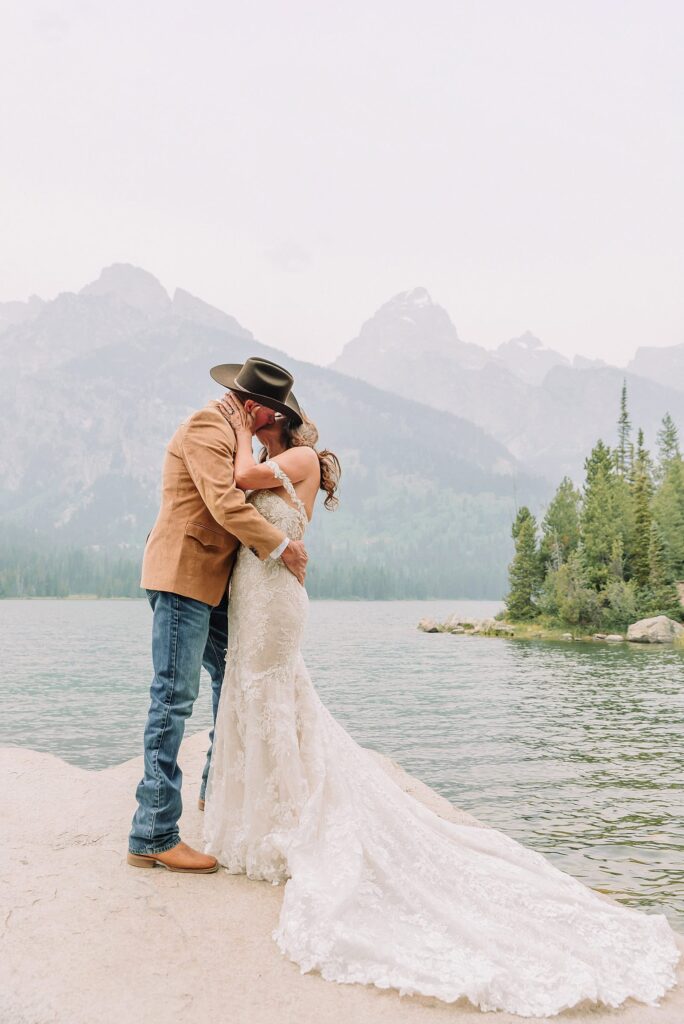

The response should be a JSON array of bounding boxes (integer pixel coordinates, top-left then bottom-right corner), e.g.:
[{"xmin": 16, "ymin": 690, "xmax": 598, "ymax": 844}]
[{"xmin": 128, "ymin": 589, "xmax": 228, "ymax": 855}]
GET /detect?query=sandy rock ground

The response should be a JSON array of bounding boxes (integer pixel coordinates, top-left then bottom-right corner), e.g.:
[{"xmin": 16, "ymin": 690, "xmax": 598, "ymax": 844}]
[{"xmin": 1, "ymin": 730, "xmax": 682, "ymax": 1024}]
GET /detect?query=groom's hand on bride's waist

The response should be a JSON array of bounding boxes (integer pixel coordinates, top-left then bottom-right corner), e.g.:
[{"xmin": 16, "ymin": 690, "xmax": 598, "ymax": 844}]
[{"xmin": 280, "ymin": 540, "xmax": 308, "ymax": 585}]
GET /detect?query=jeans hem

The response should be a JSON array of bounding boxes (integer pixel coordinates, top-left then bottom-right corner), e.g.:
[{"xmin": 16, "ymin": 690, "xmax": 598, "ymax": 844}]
[{"xmin": 128, "ymin": 836, "xmax": 182, "ymax": 856}]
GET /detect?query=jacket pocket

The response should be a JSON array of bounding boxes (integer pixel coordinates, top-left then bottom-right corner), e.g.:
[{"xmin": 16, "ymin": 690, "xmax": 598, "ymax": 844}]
[{"xmin": 184, "ymin": 521, "xmax": 229, "ymax": 549}]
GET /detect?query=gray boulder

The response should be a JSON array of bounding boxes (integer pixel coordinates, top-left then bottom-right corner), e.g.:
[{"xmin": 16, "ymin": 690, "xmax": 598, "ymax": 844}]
[{"xmin": 626, "ymin": 616, "xmax": 684, "ymax": 644}]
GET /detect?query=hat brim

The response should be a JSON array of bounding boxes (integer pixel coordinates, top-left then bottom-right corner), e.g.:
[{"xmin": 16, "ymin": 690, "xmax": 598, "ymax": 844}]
[{"xmin": 210, "ymin": 363, "xmax": 303, "ymax": 425}]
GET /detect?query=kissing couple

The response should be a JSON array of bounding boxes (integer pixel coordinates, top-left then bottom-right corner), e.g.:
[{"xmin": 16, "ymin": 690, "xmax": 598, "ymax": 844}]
[{"xmin": 127, "ymin": 356, "xmax": 678, "ymax": 1017}]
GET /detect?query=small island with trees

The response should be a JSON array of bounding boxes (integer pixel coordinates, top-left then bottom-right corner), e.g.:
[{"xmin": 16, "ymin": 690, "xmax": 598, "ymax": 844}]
[
  {"xmin": 507, "ymin": 384, "xmax": 683, "ymax": 633},
  {"xmin": 421, "ymin": 385, "xmax": 684, "ymax": 647}
]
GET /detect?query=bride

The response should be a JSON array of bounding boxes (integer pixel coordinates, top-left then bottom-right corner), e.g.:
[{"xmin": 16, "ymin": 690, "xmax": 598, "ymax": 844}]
[{"xmin": 203, "ymin": 393, "xmax": 679, "ymax": 1018}]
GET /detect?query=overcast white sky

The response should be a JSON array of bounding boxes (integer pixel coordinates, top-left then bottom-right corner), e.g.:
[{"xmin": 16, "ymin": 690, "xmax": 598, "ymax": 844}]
[{"xmin": 1, "ymin": 1, "xmax": 682, "ymax": 366}]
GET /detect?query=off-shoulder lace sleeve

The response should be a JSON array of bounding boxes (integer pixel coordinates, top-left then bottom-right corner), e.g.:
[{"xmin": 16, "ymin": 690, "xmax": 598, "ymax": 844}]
[{"xmin": 264, "ymin": 459, "xmax": 307, "ymax": 518}]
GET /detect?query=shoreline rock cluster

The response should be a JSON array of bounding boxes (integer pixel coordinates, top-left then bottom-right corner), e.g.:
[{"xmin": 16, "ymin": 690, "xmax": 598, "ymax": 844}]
[
  {"xmin": 417, "ymin": 615, "xmax": 515, "ymax": 637},
  {"xmin": 418, "ymin": 613, "xmax": 684, "ymax": 645}
]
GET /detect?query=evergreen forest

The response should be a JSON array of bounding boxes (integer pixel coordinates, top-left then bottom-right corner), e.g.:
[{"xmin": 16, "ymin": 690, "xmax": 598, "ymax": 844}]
[{"xmin": 506, "ymin": 385, "xmax": 684, "ymax": 630}]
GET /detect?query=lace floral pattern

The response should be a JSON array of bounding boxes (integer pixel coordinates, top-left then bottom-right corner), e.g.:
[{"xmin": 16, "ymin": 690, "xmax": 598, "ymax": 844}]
[{"xmin": 204, "ymin": 469, "xmax": 680, "ymax": 1016}]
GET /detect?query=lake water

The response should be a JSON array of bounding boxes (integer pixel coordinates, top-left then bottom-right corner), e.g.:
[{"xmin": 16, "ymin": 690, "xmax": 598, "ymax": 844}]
[{"xmin": 1, "ymin": 598, "xmax": 683, "ymax": 929}]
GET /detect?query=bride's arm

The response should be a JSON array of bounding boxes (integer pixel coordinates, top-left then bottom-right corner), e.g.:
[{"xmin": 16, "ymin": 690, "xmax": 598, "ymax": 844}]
[
  {"xmin": 230, "ymin": 415, "xmax": 260, "ymax": 484},
  {"xmin": 237, "ymin": 444, "xmax": 319, "ymax": 490}
]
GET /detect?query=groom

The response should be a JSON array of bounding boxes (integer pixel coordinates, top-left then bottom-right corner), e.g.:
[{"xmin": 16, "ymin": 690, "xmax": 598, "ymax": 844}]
[{"xmin": 128, "ymin": 357, "xmax": 308, "ymax": 873}]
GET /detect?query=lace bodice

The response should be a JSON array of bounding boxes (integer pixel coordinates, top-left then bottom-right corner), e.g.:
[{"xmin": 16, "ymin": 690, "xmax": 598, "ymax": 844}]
[
  {"xmin": 204, "ymin": 463, "xmax": 680, "ymax": 1017},
  {"xmin": 246, "ymin": 459, "xmax": 308, "ymax": 541}
]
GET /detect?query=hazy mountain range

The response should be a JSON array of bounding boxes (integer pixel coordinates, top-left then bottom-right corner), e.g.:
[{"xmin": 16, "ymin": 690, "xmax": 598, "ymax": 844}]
[
  {"xmin": 0, "ymin": 265, "xmax": 547, "ymax": 598},
  {"xmin": 2, "ymin": 264, "xmax": 682, "ymax": 597},
  {"xmin": 331, "ymin": 288, "xmax": 684, "ymax": 482}
]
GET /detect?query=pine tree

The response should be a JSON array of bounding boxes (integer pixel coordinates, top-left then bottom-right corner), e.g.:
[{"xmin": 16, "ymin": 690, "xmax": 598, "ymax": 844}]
[
  {"xmin": 655, "ymin": 413, "xmax": 681, "ymax": 483},
  {"xmin": 630, "ymin": 428, "xmax": 654, "ymax": 589},
  {"xmin": 511, "ymin": 505, "xmax": 533, "ymax": 541},
  {"xmin": 616, "ymin": 380, "xmax": 632, "ymax": 477},
  {"xmin": 601, "ymin": 534, "xmax": 638, "ymax": 629},
  {"xmin": 506, "ymin": 507, "xmax": 541, "ymax": 620},
  {"xmin": 646, "ymin": 522, "xmax": 679, "ymax": 613},
  {"xmin": 539, "ymin": 476, "xmax": 581, "ymax": 573},
  {"xmin": 613, "ymin": 471, "xmax": 635, "ymax": 576},
  {"xmin": 580, "ymin": 440, "xmax": 623, "ymax": 588},
  {"xmin": 555, "ymin": 550, "xmax": 601, "ymax": 628},
  {"xmin": 608, "ymin": 535, "xmax": 625, "ymax": 581},
  {"xmin": 652, "ymin": 454, "xmax": 684, "ymax": 578},
  {"xmin": 657, "ymin": 412, "xmax": 680, "ymax": 463}
]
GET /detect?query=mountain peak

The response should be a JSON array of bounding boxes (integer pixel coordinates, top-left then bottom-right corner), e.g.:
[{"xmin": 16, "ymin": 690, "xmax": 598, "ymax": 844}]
[
  {"xmin": 330, "ymin": 287, "xmax": 494, "ymax": 380},
  {"xmin": 503, "ymin": 330, "xmax": 544, "ymax": 352},
  {"xmin": 398, "ymin": 286, "xmax": 433, "ymax": 308},
  {"xmin": 496, "ymin": 331, "xmax": 569, "ymax": 385},
  {"xmin": 80, "ymin": 264, "xmax": 171, "ymax": 318},
  {"xmin": 627, "ymin": 342, "xmax": 684, "ymax": 390},
  {"xmin": 497, "ymin": 333, "xmax": 544, "ymax": 358},
  {"xmin": 369, "ymin": 286, "xmax": 458, "ymax": 346}
]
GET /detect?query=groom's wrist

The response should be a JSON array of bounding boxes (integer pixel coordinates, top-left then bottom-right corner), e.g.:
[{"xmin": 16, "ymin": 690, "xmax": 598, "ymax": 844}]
[{"xmin": 269, "ymin": 538, "xmax": 290, "ymax": 560}]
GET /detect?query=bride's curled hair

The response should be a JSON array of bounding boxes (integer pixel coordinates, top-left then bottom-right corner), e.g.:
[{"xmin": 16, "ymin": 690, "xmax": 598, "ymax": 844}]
[{"xmin": 260, "ymin": 412, "xmax": 341, "ymax": 510}]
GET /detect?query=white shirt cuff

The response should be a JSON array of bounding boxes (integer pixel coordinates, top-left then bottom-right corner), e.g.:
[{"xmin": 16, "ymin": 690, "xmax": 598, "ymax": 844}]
[{"xmin": 269, "ymin": 537, "xmax": 290, "ymax": 560}]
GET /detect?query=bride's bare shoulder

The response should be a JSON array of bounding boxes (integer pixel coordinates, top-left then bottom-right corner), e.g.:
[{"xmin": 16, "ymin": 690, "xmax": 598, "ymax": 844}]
[{"xmin": 274, "ymin": 446, "xmax": 320, "ymax": 481}]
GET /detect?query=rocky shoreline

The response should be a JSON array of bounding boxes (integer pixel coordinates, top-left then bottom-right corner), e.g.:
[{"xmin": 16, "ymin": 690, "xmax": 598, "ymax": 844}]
[{"xmin": 419, "ymin": 613, "xmax": 684, "ymax": 646}]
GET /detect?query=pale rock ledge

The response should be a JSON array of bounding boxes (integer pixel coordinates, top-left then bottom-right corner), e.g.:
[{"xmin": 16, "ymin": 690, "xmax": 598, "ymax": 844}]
[{"xmin": 1, "ymin": 730, "xmax": 682, "ymax": 1024}]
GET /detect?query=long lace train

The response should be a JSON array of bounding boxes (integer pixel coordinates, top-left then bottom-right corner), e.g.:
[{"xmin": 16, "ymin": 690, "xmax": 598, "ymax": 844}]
[{"xmin": 204, "ymin": 465, "xmax": 680, "ymax": 1017}]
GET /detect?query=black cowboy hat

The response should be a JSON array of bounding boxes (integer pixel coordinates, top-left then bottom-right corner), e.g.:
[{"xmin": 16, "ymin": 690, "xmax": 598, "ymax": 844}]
[{"xmin": 210, "ymin": 356, "xmax": 302, "ymax": 425}]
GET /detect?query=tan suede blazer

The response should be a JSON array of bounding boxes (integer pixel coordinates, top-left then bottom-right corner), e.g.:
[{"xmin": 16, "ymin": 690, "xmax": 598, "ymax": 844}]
[{"xmin": 141, "ymin": 402, "xmax": 286, "ymax": 606}]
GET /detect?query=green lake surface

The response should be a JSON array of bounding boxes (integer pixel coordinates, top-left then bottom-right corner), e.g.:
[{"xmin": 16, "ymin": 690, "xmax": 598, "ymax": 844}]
[{"xmin": 1, "ymin": 598, "xmax": 682, "ymax": 929}]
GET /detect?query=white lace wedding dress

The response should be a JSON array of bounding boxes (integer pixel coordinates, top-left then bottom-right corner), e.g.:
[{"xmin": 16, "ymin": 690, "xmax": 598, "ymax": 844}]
[{"xmin": 203, "ymin": 464, "xmax": 680, "ymax": 1017}]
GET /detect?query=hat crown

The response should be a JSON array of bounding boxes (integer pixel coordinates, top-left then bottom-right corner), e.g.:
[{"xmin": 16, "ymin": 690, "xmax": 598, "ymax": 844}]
[
  {"xmin": 234, "ymin": 357, "xmax": 294, "ymax": 403},
  {"xmin": 209, "ymin": 356, "xmax": 302, "ymax": 424}
]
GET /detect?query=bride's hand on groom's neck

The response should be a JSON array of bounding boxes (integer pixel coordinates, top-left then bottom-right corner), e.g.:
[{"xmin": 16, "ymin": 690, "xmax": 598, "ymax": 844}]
[{"xmin": 218, "ymin": 393, "xmax": 254, "ymax": 437}]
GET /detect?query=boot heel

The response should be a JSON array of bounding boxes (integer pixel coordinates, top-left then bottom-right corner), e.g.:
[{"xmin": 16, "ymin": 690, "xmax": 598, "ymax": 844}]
[{"xmin": 127, "ymin": 852, "xmax": 157, "ymax": 868}]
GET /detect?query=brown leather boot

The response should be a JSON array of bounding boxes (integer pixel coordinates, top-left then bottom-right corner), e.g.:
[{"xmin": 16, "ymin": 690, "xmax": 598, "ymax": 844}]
[
  {"xmin": 198, "ymin": 798, "xmax": 205, "ymax": 811},
  {"xmin": 127, "ymin": 840, "xmax": 218, "ymax": 874}
]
